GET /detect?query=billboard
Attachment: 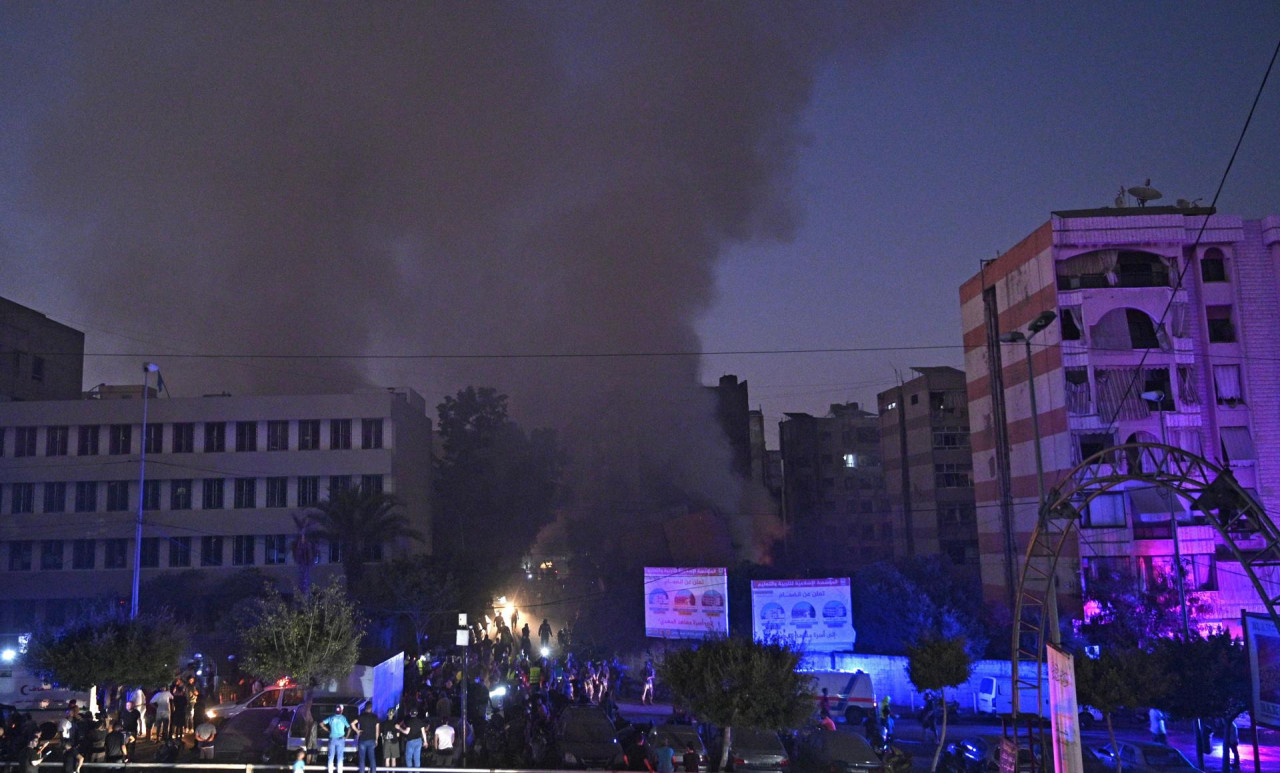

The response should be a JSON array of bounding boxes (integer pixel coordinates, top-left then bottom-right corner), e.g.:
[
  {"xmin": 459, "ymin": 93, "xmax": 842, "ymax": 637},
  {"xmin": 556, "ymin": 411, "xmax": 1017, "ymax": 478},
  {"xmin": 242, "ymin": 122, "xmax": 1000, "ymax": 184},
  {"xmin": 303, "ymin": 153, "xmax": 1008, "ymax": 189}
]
[
  {"xmin": 1047, "ymin": 644, "xmax": 1084, "ymax": 773},
  {"xmin": 751, "ymin": 578, "xmax": 855, "ymax": 650},
  {"xmin": 644, "ymin": 567, "xmax": 728, "ymax": 639},
  {"xmin": 1244, "ymin": 611, "xmax": 1280, "ymax": 730}
]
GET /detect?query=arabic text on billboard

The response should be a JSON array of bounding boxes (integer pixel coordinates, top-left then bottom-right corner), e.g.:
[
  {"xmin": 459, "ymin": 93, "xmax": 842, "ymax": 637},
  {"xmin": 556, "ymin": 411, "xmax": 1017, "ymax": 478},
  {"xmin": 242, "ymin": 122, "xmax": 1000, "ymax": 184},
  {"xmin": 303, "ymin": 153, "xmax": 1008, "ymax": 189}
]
[
  {"xmin": 1245, "ymin": 612, "xmax": 1280, "ymax": 730},
  {"xmin": 751, "ymin": 578, "xmax": 854, "ymax": 651},
  {"xmin": 644, "ymin": 567, "xmax": 728, "ymax": 640}
]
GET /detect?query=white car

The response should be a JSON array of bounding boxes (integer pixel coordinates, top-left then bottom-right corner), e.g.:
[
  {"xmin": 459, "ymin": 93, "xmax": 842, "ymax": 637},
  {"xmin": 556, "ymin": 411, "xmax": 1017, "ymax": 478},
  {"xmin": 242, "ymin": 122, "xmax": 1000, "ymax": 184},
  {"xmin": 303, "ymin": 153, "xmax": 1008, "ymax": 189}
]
[{"xmin": 206, "ymin": 685, "xmax": 307, "ymax": 723}]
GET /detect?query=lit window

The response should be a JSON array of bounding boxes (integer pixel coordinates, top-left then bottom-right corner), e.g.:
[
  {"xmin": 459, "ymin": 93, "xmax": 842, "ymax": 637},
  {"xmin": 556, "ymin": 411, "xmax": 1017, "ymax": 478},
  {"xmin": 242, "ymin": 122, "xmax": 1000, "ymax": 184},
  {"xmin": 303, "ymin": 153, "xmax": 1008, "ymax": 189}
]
[{"xmin": 843, "ymin": 454, "xmax": 856, "ymax": 468}]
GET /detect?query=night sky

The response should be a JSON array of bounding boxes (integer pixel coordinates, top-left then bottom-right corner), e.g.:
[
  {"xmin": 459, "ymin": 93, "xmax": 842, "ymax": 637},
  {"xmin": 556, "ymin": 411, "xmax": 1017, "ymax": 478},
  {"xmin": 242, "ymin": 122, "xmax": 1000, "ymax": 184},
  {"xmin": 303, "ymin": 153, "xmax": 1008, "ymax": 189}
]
[{"xmin": 3, "ymin": 1, "xmax": 1278, "ymax": 460}]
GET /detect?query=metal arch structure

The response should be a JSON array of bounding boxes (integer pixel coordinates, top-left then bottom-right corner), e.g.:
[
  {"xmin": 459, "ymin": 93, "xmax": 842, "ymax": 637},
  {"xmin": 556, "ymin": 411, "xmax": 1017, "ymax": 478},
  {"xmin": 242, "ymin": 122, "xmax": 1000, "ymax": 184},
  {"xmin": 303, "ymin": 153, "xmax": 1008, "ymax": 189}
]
[{"xmin": 1010, "ymin": 442, "xmax": 1280, "ymax": 749}]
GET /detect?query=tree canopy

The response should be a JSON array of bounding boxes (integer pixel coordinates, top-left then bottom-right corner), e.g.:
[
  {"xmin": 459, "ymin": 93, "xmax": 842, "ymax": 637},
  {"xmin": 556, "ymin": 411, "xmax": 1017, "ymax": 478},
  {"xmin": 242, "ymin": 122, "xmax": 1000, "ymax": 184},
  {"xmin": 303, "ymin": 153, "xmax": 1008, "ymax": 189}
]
[
  {"xmin": 308, "ymin": 486, "xmax": 422, "ymax": 589},
  {"xmin": 27, "ymin": 610, "xmax": 187, "ymax": 691},
  {"xmin": 358, "ymin": 554, "xmax": 459, "ymax": 655},
  {"xmin": 1078, "ymin": 563, "xmax": 1211, "ymax": 650},
  {"xmin": 238, "ymin": 580, "xmax": 362, "ymax": 687},
  {"xmin": 906, "ymin": 633, "xmax": 973, "ymax": 772},
  {"xmin": 849, "ymin": 559, "xmax": 988, "ymax": 657},
  {"xmin": 1154, "ymin": 632, "xmax": 1248, "ymax": 722}
]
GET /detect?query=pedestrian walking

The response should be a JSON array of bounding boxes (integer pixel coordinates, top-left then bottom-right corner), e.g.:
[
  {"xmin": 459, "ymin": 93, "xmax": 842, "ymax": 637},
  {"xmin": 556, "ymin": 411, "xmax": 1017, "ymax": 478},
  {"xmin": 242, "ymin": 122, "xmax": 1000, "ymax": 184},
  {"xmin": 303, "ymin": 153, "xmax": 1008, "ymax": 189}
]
[
  {"xmin": 641, "ymin": 660, "xmax": 656, "ymax": 706},
  {"xmin": 538, "ymin": 619, "xmax": 552, "ymax": 651},
  {"xmin": 1223, "ymin": 716, "xmax": 1240, "ymax": 769},
  {"xmin": 1149, "ymin": 707, "xmax": 1167, "ymax": 744},
  {"xmin": 320, "ymin": 705, "xmax": 352, "ymax": 773}
]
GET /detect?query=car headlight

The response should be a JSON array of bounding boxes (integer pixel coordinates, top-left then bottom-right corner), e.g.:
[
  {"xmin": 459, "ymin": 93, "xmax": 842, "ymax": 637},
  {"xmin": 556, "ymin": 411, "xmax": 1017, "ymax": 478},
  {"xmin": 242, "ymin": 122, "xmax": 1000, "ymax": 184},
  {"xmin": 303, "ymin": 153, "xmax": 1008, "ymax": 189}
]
[{"xmin": 207, "ymin": 710, "xmax": 217, "ymax": 719}]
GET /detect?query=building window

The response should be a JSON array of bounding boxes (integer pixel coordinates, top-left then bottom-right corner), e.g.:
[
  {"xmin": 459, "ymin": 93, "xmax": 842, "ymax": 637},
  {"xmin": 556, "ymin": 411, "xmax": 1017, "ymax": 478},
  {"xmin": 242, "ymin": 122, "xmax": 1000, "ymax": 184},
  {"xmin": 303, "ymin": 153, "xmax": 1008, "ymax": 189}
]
[
  {"xmin": 108, "ymin": 424, "xmax": 132, "ymax": 455},
  {"xmin": 1083, "ymin": 493, "xmax": 1126, "ymax": 527},
  {"xmin": 329, "ymin": 475, "xmax": 352, "ymax": 497},
  {"xmin": 140, "ymin": 537, "xmax": 159, "ymax": 568},
  {"xmin": 264, "ymin": 534, "xmax": 288, "ymax": 565},
  {"xmin": 362, "ymin": 541, "xmax": 383, "ymax": 563},
  {"xmin": 1126, "ymin": 309, "xmax": 1160, "ymax": 349},
  {"xmin": 0, "ymin": 427, "xmax": 4, "ymax": 456},
  {"xmin": 144, "ymin": 424, "xmax": 163, "ymax": 454},
  {"xmin": 74, "ymin": 481, "xmax": 98, "ymax": 512},
  {"xmin": 1201, "ymin": 249, "xmax": 1227, "ymax": 282},
  {"xmin": 1060, "ymin": 306, "xmax": 1083, "ymax": 341},
  {"xmin": 106, "ymin": 481, "xmax": 130, "ymax": 512},
  {"xmin": 45, "ymin": 426, "xmax": 69, "ymax": 457},
  {"xmin": 1220, "ymin": 426, "xmax": 1256, "ymax": 462},
  {"xmin": 9, "ymin": 541, "xmax": 33, "ymax": 571},
  {"xmin": 1141, "ymin": 368, "xmax": 1174, "ymax": 411},
  {"xmin": 232, "ymin": 535, "xmax": 256, "ymax": 566},
  {"xmin": 11, "ymin": 483, "xmax": 34, "ymax": 514},
  {"xmin": 204, "ymin": 422, "xmax": 226, "ymax": 452},
  {"xmin": 43, "ymin": 482, "xmax": 66, "ymax": 514},
  {"xmin": 40, "ymin": 540, "xmax": 63, "ymax": 570},
  {"xmin": 234, "ymin": 478, "xmax": 257, "ymax": 509},
  {"xmin": 72, "ymin": 539, "xmax": 95, "ymax": 570},
  {"xmin": 298, "ymin": 477, "xmax": 319, "ymax": 507},
  {"xmin": 172, "ymin": 423, "xmax": 194, "ymax": 453},
  {"xmin": 266, "ymin": 477, "xmax": 288, "ymax": 508},
  {"xmin": 940, "ymin": 505, "xmax": 976, "ymax": 526},
  {"xmin": 1186, "ymin": 554, "xmax": 1218, "ymax": 590},
  {"xmin": 843, "ymin": 453, "xmax": 856, "ymax": 468},
  {"xmin": 328, "ymin": 539, "xmax": 342, "ymax": 564},
  {"xmin": 1214, "ymin": 365, "xmax": 1244, "ymax": 405},
  {"xmin": 267, "ymin": 420, "xmax": 289, "ymax": 451},
  {"xmin": 1077, "ymin": 432, "xmax": 1116, "ymax": 464},
  {"xmin": 299, "ymin": 420, "xmax": 321, "ymax": 450},
  {"xmin": 361, "ymin": 475, "xmax": 384, "ymax": 495},
  {"xmin": 201, "ymin": 536, "xmax": 224, "ymax": 566},
  {"xmin": 235, "ymin": 421, "xmax": 257, "ymax": 452},
  {"xmin": 78, "ymin": 425, "xmax": 100, "ymax": 456},
  {"xmin": 934, "ymin": 463, "xmax": 972, "ymax": 488},
  {"xmin": 202, "ymin": 479, "xmax": 225, "ymax": 509},
  {"xmin": 14, "ymin": 427, "xmax": 37, "ymax": 457},
  {"xmin": 1081, "ymin": 556, "xmax": 1133, "ymax": 595},
  {"xmin": 932, "ymin": 427, "xmax": 969, "ymax": 449},
  {"xmin": 330, "ymin": 419, "xmax": 352, "ymax": 450},
  {"xmin": 361, "ymin": 419, "xmax": 383, "ymax": 449},
  {"xmin": 31, "ymin": 356, "xmax": 44, "ymax": 382},
  {"xmin": 170, "ymin": 479, "xmax": 193, "ymax": 510},
  {"xmin": 142, "ymin": 480, "xmax": 161, "ymax": 510},
  {"xmin": 1207, "ymin": 306, "xmax": 1236, "ymax": 343},
  {"xmin": 169, "ymin": 537, "xmax": 191, "ymax": 568},
  {"xmin": 104, "ymin": 539, "xmax": 128, "ymax": 569}
]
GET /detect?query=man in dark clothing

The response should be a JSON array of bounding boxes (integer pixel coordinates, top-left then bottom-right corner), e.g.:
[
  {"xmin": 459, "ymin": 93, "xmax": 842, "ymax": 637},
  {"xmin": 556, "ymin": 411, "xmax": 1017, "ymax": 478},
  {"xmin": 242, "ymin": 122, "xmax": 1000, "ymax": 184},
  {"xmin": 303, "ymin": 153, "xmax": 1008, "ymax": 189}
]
[
  {"xmin": 355, "ymin": 706, "xmax": 380, "ymax": 773},
  {"xmin": 21, "ymin": 736, "xmax": 52, "ymax": 773},
  {"xmin": 682, "ymin": 743, "xmax": 700, "ymax": 773},
  {"xmin": 103, "ymin": 718, "xmax": 128, "ymax": 763},
  {"xmin": 119, "ymin": 702, "xmax": 141, "ymax": 760},
  {"xmin": 538, "ymin": 619, "xmax": 552, "ymax": 651}
]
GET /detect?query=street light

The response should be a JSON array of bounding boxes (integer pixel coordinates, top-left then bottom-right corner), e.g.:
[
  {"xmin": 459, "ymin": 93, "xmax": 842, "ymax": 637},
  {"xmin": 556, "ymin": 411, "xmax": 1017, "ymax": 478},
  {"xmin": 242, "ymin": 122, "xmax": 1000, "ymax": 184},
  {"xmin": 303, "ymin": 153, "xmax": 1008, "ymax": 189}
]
[
  {"xmin": 130, "ymin": 362, "xmax": 159, "ymax": 620},
  {"xmin": 999, "ymin": 310, "xmax": 1057, "ymax": 507}
]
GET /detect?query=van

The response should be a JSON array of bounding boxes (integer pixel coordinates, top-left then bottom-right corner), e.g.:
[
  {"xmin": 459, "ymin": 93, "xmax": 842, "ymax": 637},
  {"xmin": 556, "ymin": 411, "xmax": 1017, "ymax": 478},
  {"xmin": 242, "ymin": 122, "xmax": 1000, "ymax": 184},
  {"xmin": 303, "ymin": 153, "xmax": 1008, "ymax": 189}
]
[
  {"xmin": 976, "ymin": 676, "xmax": 1101, "ymax": 730},
  {"xmin": 804, "ymin": 670, "xmax": 875, "ymax": 724}
]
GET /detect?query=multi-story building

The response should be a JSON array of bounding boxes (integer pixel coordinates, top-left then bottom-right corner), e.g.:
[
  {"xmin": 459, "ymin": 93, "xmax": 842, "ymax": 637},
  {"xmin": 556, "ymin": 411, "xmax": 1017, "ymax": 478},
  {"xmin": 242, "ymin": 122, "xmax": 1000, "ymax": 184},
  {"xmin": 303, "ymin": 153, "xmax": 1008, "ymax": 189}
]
[
  {"xmin": 0, "ymin": 388, "xmax": 433, "ymax": 628},
  {"xmin": 0, "ymin": 297, "xmax": 85, "ymax": 402},
  {"xmin": 779, "ymin": 403, "xmax": 888, "ymax": 571},
  {"xmin": 960, "ymin": 205, "xmax": 1280, "ymax": 632},
  {"xmin": 877, "ymin": 366, "xmax": 978, "ymax": 576}
]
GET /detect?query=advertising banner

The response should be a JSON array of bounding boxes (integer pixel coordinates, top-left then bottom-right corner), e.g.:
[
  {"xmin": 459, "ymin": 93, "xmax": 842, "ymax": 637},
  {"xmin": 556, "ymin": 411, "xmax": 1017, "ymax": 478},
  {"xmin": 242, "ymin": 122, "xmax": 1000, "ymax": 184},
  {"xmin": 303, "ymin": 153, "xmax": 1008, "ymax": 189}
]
[
  {"xmin": 1244, "ymin": 611, "xmax": 1280, "ymax": 730},
  {"xmin": 1047, "ymin": 644, "xmax": 1084, "ymax": 773},
  {"xmin": 644, "ymin": 567, "xmax": 729, "ymax": 639},
  {"xmin": 750, "ymin": 578, "xmax": 855, "ymax": 650}
]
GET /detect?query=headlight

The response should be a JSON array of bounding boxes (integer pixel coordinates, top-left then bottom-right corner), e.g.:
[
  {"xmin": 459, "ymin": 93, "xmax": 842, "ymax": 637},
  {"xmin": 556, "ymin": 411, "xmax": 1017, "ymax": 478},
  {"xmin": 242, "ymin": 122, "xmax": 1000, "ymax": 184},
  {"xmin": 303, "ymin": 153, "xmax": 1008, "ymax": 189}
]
[{"xmin": 206, "ymin": 710, "xmax": 217, "ymax": 719}]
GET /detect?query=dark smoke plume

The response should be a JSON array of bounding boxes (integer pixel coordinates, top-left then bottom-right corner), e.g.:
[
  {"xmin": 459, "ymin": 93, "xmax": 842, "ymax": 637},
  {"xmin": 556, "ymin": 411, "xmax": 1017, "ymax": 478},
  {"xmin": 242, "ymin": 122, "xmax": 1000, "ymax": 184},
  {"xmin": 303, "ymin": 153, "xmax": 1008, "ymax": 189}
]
[{"xmin": 2, "ymin": 2, "xmax": 915, "ymax": 560}]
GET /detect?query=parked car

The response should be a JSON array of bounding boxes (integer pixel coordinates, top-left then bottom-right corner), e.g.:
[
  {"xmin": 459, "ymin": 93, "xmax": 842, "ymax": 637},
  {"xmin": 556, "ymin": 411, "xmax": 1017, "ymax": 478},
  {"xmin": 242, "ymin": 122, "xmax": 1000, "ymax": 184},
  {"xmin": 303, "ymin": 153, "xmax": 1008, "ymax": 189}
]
[
  {"xmin": 794, "ymin": 727, "xmax": 884, "ymax": 773},
  {"xmin": 721, "ymin": 727, "xmax": 790, "ymax": 773},
  {"xmin": 619, "ymin": 723, "xmax": 711, "ymax": 771},
  {"xmin": 211, "ymin": 707, "xmax": 288, "ymax": 763},
  {"xmin": 206, "ymin": 684, "xmax": 307, "ymax": 723},
  {"xmin": 282, "ymin": 697, "xmax": 368, "ymax": 763},
  {"xmin": 552, "ymin": 706, "xmax": 623, "ymax": 769},
  {"xmin": 1093, "ymin": 741, "xmax": 1200, "ymax": 772},
  {"xmin": 940, "ymin": 734, "xmax": 1040, "ymax": 773}
]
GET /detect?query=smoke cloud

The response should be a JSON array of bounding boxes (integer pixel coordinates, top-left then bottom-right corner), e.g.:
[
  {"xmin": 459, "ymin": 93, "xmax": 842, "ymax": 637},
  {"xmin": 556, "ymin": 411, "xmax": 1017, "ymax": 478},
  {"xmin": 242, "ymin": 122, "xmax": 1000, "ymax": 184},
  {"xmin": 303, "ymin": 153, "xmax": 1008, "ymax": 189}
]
[{"xmin": 3, "ymin": 2, "xmax": 915, "ymax": 560}]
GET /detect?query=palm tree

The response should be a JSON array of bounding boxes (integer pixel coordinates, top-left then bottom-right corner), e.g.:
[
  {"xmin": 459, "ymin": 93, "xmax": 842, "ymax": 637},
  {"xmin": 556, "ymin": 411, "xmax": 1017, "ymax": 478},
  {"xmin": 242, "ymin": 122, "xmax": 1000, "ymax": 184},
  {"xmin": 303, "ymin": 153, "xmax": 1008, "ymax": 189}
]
[
  {"xmin": 307, "ymin": 485, "xmax": 423, "ymax": 590},
  {"xmin": 290, "ymin": 512, "xmax": 319, "ymax": 595}
]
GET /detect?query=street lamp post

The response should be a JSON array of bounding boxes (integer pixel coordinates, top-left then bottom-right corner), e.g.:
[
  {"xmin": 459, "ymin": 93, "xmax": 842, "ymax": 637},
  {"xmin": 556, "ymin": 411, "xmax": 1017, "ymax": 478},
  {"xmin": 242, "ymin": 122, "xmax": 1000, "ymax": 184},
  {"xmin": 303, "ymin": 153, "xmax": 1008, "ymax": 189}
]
[
  {"xmin": 999, "ymin": 311, "xmax": 1057, "ymax": 509},
  {"xmin": 130, "ymin": 362, "xmax": 159, "ymax": 620}
]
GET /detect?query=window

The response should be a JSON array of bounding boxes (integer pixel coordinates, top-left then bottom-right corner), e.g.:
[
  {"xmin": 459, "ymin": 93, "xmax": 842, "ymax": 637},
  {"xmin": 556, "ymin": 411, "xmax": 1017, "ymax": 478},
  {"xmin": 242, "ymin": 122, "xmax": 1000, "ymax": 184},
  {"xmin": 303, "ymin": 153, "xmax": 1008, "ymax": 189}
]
[
  {"xmin": 142, "ymin": 480, "xmax": 160, "ymax": 510},
  {"xmin": 11, "ymin": 483, "xmax": 34, "ymax": 514},
  {"xmin": 169, "ymin": 537, "xmax": 191, "ymax": 568},
  {"xmin": 1083, "ymin": 493, "xmax": 1127, "ymax": 527},
  {"xmin": 361, "ymin": 419, "xmax": 383, "ymax": 449},
  {"xmin": 940, "ymin": 505, "xmax": 976, "ymax": 526},
  {"xmin": 1115, "ymin": 251, "xmax": 1170, "ymax": 287},
  {"xmin": 105, "ymin": 481, "xmax": 130, "ymax": 512},
  {"xmin": 1201, "ymin": 249, "xmax": 1227, "ymax": 282},
  {"xmin": 330, "ymin": 419, "xmax": 352, "ymax": 449},
  {"xmin": 202, "ymin": 479, "xmax": 225, "ymax": 509},
  {"xmin": 267, "ymin": 420, "xmax": 289, "ymax": 451},
  {"xmin": 1081, "ymin": 556, "xmax": 1133, "ymax": 594},
  {"xmin": 1141, "ymin": 368, "xmax": 1174, "ymax": 411},
  {"xmin": 843, "ymin": 453, "xmax": 856, "ymax": 468},
  {"xmin": 1077, "ymin": 432, "xmax": 1116, "ymax": 464},
  {"xmin": 1214, "ymin": 365, "xmax": 1244, "ymax": 405},
  {"xmin": 40, "ymin": 540, "xmax": 63, "ymax": 570},
  {"xmin": 1207, "ymin": 306, "xmax": 1236, "ymax": 343},
  {"xmin": 232, "ymin": 535, "xmax": 256, "ymax": 566},
  {"xmin": 204, "ymin": 422, "xmax": 226, "ymax": 452},
  {"xmin": 1060, "ymin": 306, "xmax": 1082, "ymax": 341},
  {"xmin": 329, "ymin": 475, "xmax": 351, "ymax": 497},
  {"xmin": 144, "ymin": 424, "xmax": 163, "ymax": 455},
  {"xmin": 104, "ymin": 539, "xmax": 128, "ymax": 569},
  {"xmin": 234, "ymin": 478, "xmax": 256, "ymax": 509},
  {"xmin": 170, "ymin": 479, "xmax": 193, "ymax": 510},
  {"xmin": 264, "ymin": 534, "xmax": 288, "ymax": 565},
  {"xmin": 9, "ymin": 541, "xmax": 32, "ymax": 571},
  {"xmin": 934, "ymin": 463, "xmax": 972, "ymax": 488},
  {"xmin": 31, "ymin": 356, "xmax": 44, "ymax": 382},
  {"xmin": 1065, "ymin": 368, "xmax": 1092, "ymax": 415},
  {"xmin": 78, "ymin": 425, "xmax": 100, "ymax": 456},
  {"xmin": 72, "ymin": 540, "xmax": 95, "ymax": 570},
  {"xmin": 1220, "ymin": 426, "xmax": 1256, "ymax": 462},
  {"xmin": 201, "ymin": 536, "xmax": 224, "ymax": 566},
  {"xmin": 299, "ymin": 419, "xmax": 321, "ymax": 450},
  {"xmin": 45, "ymin": 426, "xmax": 68, "ymax": 456},
  {"xmin": 362, "ymin": 540, "xmax": 383, "ymax": 563},
  {"xmin": 360, "ymin": 474, "xmax": 384, "ymax": 495},
  {"xmin": 266, "ymin": 477, "xmax": 288, "ymax": 508},
  {"xmin": 298, "ymin": 477, "xmax": 319, "ymax": 507},
  {"xmin": 43, "ymin": 482, "xmax": 66, "ymax": 513},
  {"xmin": 1125, "ymin": 309, "xmax": 1160, "ymax": 349},
  {"xmin": 1186, "ymin": 554, "xmax": 1218, "ymax": 591},
  {"xmin": 932, "ymin": 427, "xmax": 969, "ymax": 448},
  {"xmin": 235, "ymin": 421, "xmax": 258, "ymax": 452},
  {"xmin": 74, "ymin": 482, "xmax": 98, "ymax": 512},
  {"xmin": 108, "ymin": 424, "xmax": 132, "ymax": 455},
  {"xmin": 328, "ymin": 539, "xmax": 342, "ymax": 564},
  {"xmin": 132, "ymin": 537, "xmax": 156, "ymax": 567},
  {"xmin": 172, "ymin": 423, "xmax": 194, "ymax": 453},
  {"xmin": 910, "ymin": 394, "xmax": 919, "ymax": 405},
  {"xmin": 14, "ymin": 427, "xmax": 36, "ymax": 457}
]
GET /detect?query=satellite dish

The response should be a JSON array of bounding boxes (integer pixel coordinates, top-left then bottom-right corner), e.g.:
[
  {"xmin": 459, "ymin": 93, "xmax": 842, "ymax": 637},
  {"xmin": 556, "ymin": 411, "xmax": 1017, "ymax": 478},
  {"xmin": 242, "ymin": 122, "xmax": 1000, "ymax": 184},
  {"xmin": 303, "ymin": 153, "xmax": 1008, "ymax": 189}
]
[{"xmin": 1127, "ymin": 179, "xmax": 1162, "ymax": 207}]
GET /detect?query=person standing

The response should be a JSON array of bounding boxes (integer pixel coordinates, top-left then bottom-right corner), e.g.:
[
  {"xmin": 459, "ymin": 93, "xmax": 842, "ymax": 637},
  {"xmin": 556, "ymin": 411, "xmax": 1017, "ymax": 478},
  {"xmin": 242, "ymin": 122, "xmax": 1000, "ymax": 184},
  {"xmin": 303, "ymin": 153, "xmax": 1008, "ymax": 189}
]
[
  {"xmin": 355, "ymin": 705, "xmax": 379, "ymax": 773},
  {"xmin": 194, "ymin": 718, "xmax": 217, "ymax": 760},
  {"xmin": 149, "ymin": 686, "xmax": 173, "ymax": 743},
  {"xmin": 399, "ymin": 709, "xmax": 426, "ymax": 770},
  {"xmin": 1149, "ymin": 707, "xmax": 1167, "ymax": 744},
  {"xmin": 653, "ymin": 737, "xmax": 675, "ymax": 773},
  {"xmin": 1223, "ymin": 716, "xmax": 1240, "ymax": 769},
  {"xmin": 103, "ymin": 718, "xmax": 128, "ymax": 764},
  {"xmin": 293, "ymin": 749, "xmax": 308, "ymax": 773},
  {"xmin": 682, "ymin": 743, "xmax": 700, "ymax": 773},
  {"xmin": 433, "ymin": 720, "xmax": 456, "ymax": 768},
  {"xmin": 118, "ymin": 701, "xmax": 141, "ymax": 761},
  {"xmin": 641, "ymin": 661, "xmax": 656, "ymax": 706},
  {"xmin": 20, "ymin": 736, "xmax": 51, "ymax": 773},
  {"xmin": 170, "ymin": 682, "xmax": 188, "ymax": 739},
  {"xmin": 320, "ymin": 706, "xmax": 352, "ymax": 773},
  {"xmin": 538, "ymin": 619, "xmax": 552, "ymax": 651},
  {"xmin": 380, "ymin": 710, "xmax": 401, "ymax": 768}
]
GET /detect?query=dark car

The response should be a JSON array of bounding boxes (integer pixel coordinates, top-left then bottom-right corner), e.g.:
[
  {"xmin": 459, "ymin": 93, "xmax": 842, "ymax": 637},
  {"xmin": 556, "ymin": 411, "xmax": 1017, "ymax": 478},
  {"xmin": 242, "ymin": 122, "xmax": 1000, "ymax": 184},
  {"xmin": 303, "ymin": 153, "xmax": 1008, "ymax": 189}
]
[
  {"xmin": 795, "ymin": 728, "xmax": 884, "ymax": 773},
  {"xmin": 211, "ymin": 707, "xmax": 287, "ymax": 763},
  {"xmin": 1093, "ymin": 741, "xmax": 1200, "ymax": 772},
  {"xmin": 619, "ymin": 723, "xmax": 710, "ymax": 771},
  {"xmin": 722, "ymin": 727, "xmax": 789, "ymax": 773},
  {"xmin": 553, "ymin": 706, "xmax": 623, "ymax": 769}
]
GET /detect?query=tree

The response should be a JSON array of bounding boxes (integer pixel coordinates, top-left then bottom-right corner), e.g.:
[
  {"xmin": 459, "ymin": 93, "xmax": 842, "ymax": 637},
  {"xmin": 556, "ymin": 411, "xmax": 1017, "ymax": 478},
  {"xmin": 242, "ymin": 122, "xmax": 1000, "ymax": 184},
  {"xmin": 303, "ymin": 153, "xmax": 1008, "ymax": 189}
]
[
  {"xmin": 238, "ymin": 580, "xmax": 362, "ymax": 688},
  {"xmin": 849, "ymin": 560, "xmax": 988, "ymax": 657},
  {"xmin": 308, "ymin": 485, "xmax": 422, "ymax": 589},
  {"xmin": 1075, "ymin": 646, "xmax": 1163, "ymax": 773},
  {"xmin": 357, "ymin": 555, "xmax": 459, "ymax": 655},
  {"xmin": 290, "ymin": 511, "xmax": 320, "ymax": 595},
  {"xmin": 659, "ymin": 638, "xmax": 813, "ymax": 771},
  {"xmin": 1079, "ymin": 563, "xmax": 1212, "ymax": 650},
  {"xmin": 905, "ymin": 634, "xmax": 973, "ymax": 772},
  {"xmin": 27, "ymin": 609, "xmax": 187, "ymax": 691},
  {"xmin": 1154, "ymin": 633, "xmax": 1248, "ymax": 771}
]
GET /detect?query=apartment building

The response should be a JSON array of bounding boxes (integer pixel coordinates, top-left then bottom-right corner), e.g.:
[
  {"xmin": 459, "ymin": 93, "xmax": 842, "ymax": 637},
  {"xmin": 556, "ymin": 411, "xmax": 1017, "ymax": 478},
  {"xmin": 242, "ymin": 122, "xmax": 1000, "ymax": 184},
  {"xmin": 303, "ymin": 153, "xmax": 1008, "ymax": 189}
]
[
  {"xmin": 0, "ymin": 297, "xmax": 85, "ymax": 402},
  {"xmin": 960, "ymin": 205, "xmax": 1280, "ymax": 632},
  {"xmin": 0, "ymin": 388, "xmax": 433, "ymax": 628}
]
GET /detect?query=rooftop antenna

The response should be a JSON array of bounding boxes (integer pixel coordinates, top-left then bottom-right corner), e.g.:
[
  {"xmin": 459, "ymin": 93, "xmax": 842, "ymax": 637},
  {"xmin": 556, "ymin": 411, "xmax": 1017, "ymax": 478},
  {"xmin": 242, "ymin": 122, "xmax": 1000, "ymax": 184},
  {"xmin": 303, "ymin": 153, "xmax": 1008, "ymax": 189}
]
[
  {"xmin": 1127, "ymin": 179, "xmax": 1162, "ymax": 207},
  {"xmin": 1113, "ymin": 186, "xmax": 1127, "ymax": 208}
]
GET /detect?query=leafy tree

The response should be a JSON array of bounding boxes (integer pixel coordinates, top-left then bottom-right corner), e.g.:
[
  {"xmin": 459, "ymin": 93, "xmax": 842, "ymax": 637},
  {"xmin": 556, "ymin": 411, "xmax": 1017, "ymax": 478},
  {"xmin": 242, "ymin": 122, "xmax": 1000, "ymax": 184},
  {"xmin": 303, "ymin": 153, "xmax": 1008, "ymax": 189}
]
[
  {"xmin": 849, "ymin": 560, "xmax": 988, "ymax": 657},
  {"xmin": 27, "ymin": 609, "xmax": 187, "ymax": 691},
  {"xmin": 358, "ymin": 555, "xmax": 459, "ymax": 655},
  {"xmin": 659, "ymin": 638, "xmax": 812, "ymax": 771},
  {"xmin": 308, "ymin": 485, "xmax": 422, "ymax": 589},
  {"xmin": 1079, "ymin": 563, "xmax": 1211, "ymax": 650},
  {"xmin": 905, "ymin": 634, "xmax": 973, "ymax": 772},
  {"xmin": 1154, "ymin": 632, "xmax": 1248, "ymax": 770},
  {"xmin": 1075, "ymin": 646, "xmax": 1163, "ymax": 773},
  {"xmin": 239, "ymin": 580, "xmax": 362, "ymax": 688}
]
